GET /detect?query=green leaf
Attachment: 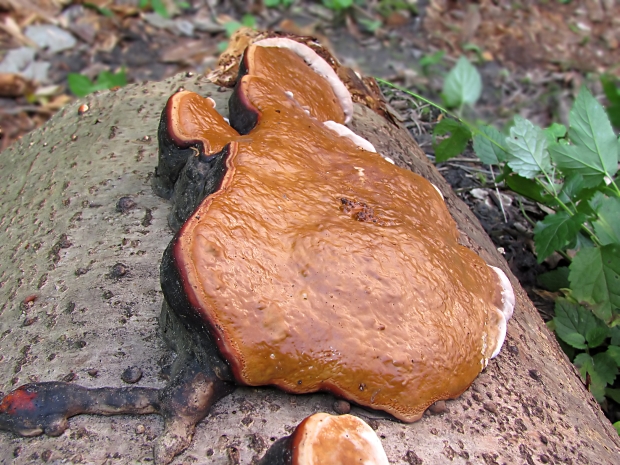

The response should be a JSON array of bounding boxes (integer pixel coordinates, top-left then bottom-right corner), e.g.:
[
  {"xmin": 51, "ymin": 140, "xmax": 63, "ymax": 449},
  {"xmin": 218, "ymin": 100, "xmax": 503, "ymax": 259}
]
[
  {"xmin": 358, "ymin": 18, "xmax": 383, "ymax": 33},
  {"xmin": 544, "ymin": 122, "xmax": 567, "ymax": 146},
  {"xmin": 611, "ymin": 326, "xmax": 620, "ymax": 345},
  {"xmin": 84, "ymin": 2, "xmax": 114, "ymax": 17},
  {"xmin": 592, "ymin": 196, "xmax": 620, "ymax": 246},
  {"xmin": 224, "ymin": 21, "xmax": 242, "ymax": 37},
  {"xmin": 432, "ymin": 118, "xmax": 472, "ymax": 162},
  {"xmin": 570, "ymin": 244, "xmax": 620, "ymax": 323},
  {"xmin": 95, "ymin": 69, "xmax": 127, "ymax": 89},
  {"xmin": 241, "ymin": 14, "xmax": 256, "ymax": 28},
  {"xmin": 67, "ymin": 73, "xmax": 96, "ymax": 97},
  {"xmin": 419, "ymin": 50, "xmax": 445, "ymax": 69},
  {"xmin": 473, "ymin": 125, "xmax": 509, "ymax": 165},
  {"xmin": 322, "ymin": 0, "xmax": 353, "ymax": 10},
  {"xmin": 593, "ymin": 352, "xmax": 618, "ymax": 384},
  {"xmin": 537, "ymin": 267, "xmax": 570, "ymax": 292},
  {"xmin": 442, "ymin": 56, "xmax": 482, "ymax": 108},
  {"xmin": 151, "ymin": 0, "xmax": 169, "ymax": 17},
  {"xmin": 553, "ymin": 298, "xmax": 609, "ymax": 349},
  {"xmin": 504, "ymin": 172, "xmax": 547, "ymax": 203},
  {"xmin": 601, "ymin": 75, "xmax": 620, "ymax": 129},
  {"xmin": 549, "ymin": 86, "xmax": 619, "ymax": 186},
  {"xmin": 608, "ymin": 345, "xmax": 620, "ymax": 366},
  {"xmin": 558, "ymin": 174, "xmax": 586, "ymax": 203},
  {"xmin": 606, "ymin": 388, "xmax": 620, "ymax": 404},
  {"xmin": 573, "ymin": 353, "xmax": 608, "ymax": 402},
  {"xmin": 533, "ymin": 212, "xmax": 586, "ymax": 262},
  {"xmin": 505, "ymin": 115, "xmax": 551, "ymax": 179},
  {"xmin": 614, "ymin": 421, "xmax": 620, "ymax": 436}
]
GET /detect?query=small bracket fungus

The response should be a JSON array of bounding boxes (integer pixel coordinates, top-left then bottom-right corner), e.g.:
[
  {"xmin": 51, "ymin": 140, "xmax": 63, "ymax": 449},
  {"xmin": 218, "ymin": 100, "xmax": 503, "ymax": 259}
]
[
  {"xmin": 258, "ymin": 413, "xmax": 389, "ymax": 465},
  {"xmin": 0, "ymin": 36, "xmax": 514, "ymax": 464}
]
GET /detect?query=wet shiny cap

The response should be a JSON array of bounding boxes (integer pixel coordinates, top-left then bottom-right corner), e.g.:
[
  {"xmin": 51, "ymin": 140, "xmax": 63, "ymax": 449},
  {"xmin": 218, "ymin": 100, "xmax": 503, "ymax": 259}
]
[{"xmin": 291, "ymin": 413, "xmax": 389, "ymax": 465}]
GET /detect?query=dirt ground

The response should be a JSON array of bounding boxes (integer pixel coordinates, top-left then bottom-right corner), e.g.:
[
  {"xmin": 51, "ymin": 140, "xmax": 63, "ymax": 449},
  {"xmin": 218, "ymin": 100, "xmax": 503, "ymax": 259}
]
[{"xmin": 1, "ymin": 0, "xmax": 619, "ymax": 425}]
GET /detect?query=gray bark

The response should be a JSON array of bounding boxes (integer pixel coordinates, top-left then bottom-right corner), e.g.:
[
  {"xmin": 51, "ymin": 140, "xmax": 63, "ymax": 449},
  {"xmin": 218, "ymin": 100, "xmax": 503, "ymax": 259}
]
[{"xmin": 0, "ymin": 73, "xmax": 618, "ymax": 465}]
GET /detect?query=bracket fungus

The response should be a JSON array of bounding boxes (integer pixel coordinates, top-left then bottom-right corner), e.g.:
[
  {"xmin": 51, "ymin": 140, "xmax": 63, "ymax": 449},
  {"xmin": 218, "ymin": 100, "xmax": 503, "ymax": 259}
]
[
  {"xmin": 0, "ymin": 37, "xmax": 514, "ymax": 463},
  {"xmin": 258, "ymin": 412, "xmax": 389, "ymax": 465},
  {"xmin": 156, "ymin": 37, "xmax": 515, "ymax": 422}
]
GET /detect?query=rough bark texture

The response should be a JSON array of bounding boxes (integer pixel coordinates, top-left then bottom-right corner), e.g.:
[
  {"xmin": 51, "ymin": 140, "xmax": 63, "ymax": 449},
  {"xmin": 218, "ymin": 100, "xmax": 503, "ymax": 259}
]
[{"xmin": 0, "ymin": 73, "xmax": 618, "ymax": 465}]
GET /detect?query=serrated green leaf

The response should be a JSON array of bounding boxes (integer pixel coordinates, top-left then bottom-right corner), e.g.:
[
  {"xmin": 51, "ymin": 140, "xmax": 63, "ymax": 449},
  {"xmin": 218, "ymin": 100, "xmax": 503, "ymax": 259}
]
[
  {"xmin": 472, "ymin": 125, "xmax": 509, "ymax": 165},
  {"xmin": 442, "ymin": 56, "xmax": 482, "ymax": 108},
  {"xmin": 533, "ymin": 212, "xmax": 586, "ymax": 262},
  {"xmin": 570, "ymin": 244, "xmax": 620, "ymax": 322},
  {"xmin": 592, "ymin": 196, "xmax": 620, "ymax": 246},
  {"xmin": 67, "ymin": 73, "xmax": 96, "ymax": 97},
  {"xmin": 504, "ymin": 172, "xmax": 547, "ymax": 203},
  {"xmin": 611, "ymin": 326, "xmax": 620, "ymax": 345},
  {"xmin": 432, "ymin": 118, "xmax": 472, "ymax": 162},
  {"xmin": 608, "ymin": 345, "xmax": 620, "ymax": 366},
  {"xmin": 586, "ymin": 326, "xmax": 610, "ymax": 348},
  {"xmin": 549, "ymin": 86, "xmax": 619, "ymax": 185},
  {"xmin": 553, "ymin": 298, "xmax": 608, "ymax": 349},
  {"xmin": 558, "ymin": 174, "xmax": 586, "ymax": 203},
  {"xmin": 573, "ymin": 353, "xmax": 608, "ymax": 402},
  {"xmin": 593, "ymin": 352, "xmax": 618, "ymax": 384},
  {"xmin": 537, "ymin": 267, "xmax": 570, "ymax": 291},
  {"xmin": 505, "ymin": 115, "xmax": 551, "ymax": 179},
  {"xmin": 544, "ymin": 123, "xmax": 567, "ymax": 146}
]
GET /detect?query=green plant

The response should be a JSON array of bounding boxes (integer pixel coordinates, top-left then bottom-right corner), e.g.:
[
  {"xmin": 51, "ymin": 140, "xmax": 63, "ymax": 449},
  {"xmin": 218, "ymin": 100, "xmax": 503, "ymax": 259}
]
[
  {"xmin": 217, "ymin": 15, "xmax": 257, "ymax": 53},
  {"xmin": 601, "ymin": 75, "xmax": 620, "ymax": 130},
  {"xmin": 265, "ymin": 0, "xmax": 295, "ymax": 7},
  {"xmin": 378, "ymin": 57, "xmax": 620, "ymax": 421},
  {"xmin": 322, "ymin": 0, "xmax": 353, "ymax": 11},
  {"xmin": 376, "ymin": 0, "xmax": 418, "ymax": 17},
  {"xmin": 67, "ymin": 69, "xmax": 128, "ymax": 97},
  {"xmin": 139, "ymin": 0, "xmax": 169, "ymax": 18},
  {"xmin": 419, "ymin": 50, "xmax": 445, "ymax": 75}
]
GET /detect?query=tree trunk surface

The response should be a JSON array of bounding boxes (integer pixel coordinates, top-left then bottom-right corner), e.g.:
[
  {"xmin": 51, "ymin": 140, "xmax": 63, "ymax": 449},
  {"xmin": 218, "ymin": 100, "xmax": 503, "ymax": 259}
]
[{"xmin": 0, "ymin": 72, "xmax": 618, "ymax": 465}]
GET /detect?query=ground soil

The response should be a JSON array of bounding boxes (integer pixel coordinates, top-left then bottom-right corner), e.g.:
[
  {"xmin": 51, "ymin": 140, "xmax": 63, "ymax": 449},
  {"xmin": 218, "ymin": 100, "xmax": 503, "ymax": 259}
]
[{"xmin": 1, "ymin": 0, "xmax": 619, "ymax": 425}]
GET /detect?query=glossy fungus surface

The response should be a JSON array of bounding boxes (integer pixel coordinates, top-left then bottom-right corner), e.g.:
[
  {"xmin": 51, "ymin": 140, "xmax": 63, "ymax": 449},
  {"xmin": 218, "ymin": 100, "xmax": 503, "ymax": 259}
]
[
  {"xmin": 291, "ymin": 413, "xmax": 389, "ymax": 465},
  {"xmin": 161, "ymin": 40, "xmax": 514, "ymax": 422}
]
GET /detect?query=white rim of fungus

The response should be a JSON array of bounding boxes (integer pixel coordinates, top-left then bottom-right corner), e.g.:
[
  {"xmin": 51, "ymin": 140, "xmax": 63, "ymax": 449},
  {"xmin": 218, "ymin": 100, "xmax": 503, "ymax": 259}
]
[
  {"xmin": 296, "ymin": 413, "xmax": 389, "ymax": 465},
  {"xmin": 207, "ymin": 97, "xmax": 216, "ymax": 108},
  {"xmin": 486, "ymin": 265, "xmax": 515, "ymax": 359},
  {"xmin": 254, "ymin": 38, "xmax": 354, "ymax": 124},
  {"xmin": 488, "ymin": 265, "xmax": 515, "ymax": 321},
  {"xmin": 430, "ymin": 182, "xmax": 444, "ymax": 200},
  {"xmin": 323, "ymin": 121, "xmax": 376, "ymax": 153},
  {"xmin": 489, "ymin": 310, "xmax": 507, "ymax": 359}
]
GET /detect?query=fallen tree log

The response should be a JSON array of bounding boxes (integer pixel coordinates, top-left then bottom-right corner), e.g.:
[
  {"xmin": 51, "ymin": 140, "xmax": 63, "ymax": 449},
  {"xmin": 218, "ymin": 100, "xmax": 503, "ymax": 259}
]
[{"xmin": 0, "ymin": 60, "xmax": 619, "ymax": 465}]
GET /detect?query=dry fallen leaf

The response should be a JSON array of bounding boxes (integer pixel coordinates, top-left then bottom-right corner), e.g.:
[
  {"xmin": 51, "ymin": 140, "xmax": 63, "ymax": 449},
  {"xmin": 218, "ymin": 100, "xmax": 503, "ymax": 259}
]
[{"xmin": 0, "ymin": 72, "xmax": 34, "ymax": 97}]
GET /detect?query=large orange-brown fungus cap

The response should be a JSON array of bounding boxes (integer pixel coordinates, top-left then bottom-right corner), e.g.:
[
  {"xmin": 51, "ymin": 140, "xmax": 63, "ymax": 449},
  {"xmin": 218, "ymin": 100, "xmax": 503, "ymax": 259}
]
[{"xmin": 162, "ymin": 39, "xmax": 514, "ymax": 422}]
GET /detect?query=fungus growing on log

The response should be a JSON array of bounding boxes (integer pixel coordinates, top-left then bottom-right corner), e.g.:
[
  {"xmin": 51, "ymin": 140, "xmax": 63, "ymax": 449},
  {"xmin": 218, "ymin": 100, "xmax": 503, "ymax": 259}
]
[
  {"xmin": 257, "ymin": 413, "xmax": 389, "ymax": 465},
  {"xmin": 0, "ymin": 36, "xmax": 515, "ymax": 464},
  {"xmin": 158, "ymin": 38, "xmax": 515, "ymax": 422}
]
